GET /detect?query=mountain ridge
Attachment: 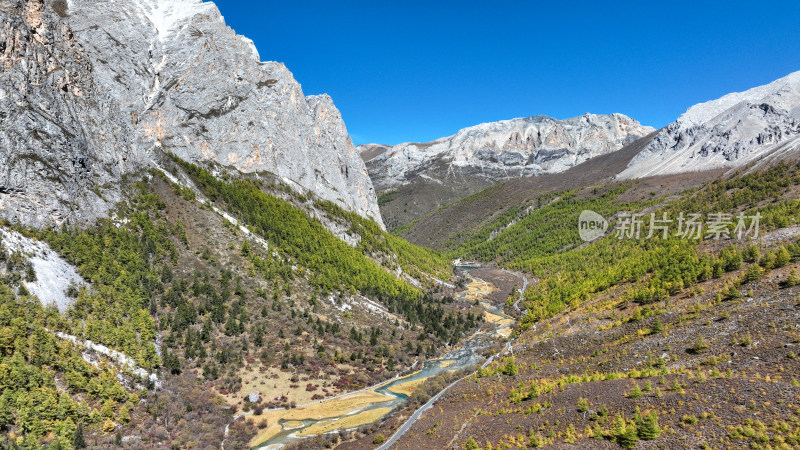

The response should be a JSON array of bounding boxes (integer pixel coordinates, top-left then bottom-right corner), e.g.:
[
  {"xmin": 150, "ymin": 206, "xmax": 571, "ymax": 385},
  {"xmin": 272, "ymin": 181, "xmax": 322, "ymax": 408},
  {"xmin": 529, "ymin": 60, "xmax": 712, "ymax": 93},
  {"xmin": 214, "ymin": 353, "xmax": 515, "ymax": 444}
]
[
  {"xmin": 361, "ymin": 112, "xmax": 654, "ymax": 191},
  {"xmin": 358, "ymin": 112, "xmax": 653, "ymax": 230},
  {"xmin": 619, "ymin": 70, "xmax": 800, "ymax": 179},
  {"xmin": 0, "ymin": 0, "xmax": 383, "ymax": 228}
]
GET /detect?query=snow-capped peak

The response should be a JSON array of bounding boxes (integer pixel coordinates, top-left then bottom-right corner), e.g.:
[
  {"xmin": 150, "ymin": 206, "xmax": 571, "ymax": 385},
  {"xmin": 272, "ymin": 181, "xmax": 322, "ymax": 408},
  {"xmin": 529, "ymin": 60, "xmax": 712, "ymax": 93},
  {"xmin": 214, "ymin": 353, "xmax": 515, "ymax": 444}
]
[
  {"xmin": 619, "ymin": 70, "xmax": 800, "ymax": 180},
  {"xmin": 132, "ymin": 0, "xmax": 216, "ymax": 42},
  {"xmin": 678, "ymin": 70, "xmax": 800, "ymax": 127},
  {"xmin": 362, "ymin": 113, "xmax": 654, "ymax": 191}
]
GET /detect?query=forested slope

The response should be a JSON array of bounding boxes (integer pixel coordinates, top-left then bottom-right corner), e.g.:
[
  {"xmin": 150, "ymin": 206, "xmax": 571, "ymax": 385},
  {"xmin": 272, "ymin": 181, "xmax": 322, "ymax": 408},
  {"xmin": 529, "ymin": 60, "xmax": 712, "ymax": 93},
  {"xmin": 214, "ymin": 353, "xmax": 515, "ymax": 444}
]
[
  {"xmin": 348, "ymin": 157, "xmax": 800, "ymax": 450},
  {"xmin": 0, "ymin": 158, "xmax": 474, "ymax": 448}
]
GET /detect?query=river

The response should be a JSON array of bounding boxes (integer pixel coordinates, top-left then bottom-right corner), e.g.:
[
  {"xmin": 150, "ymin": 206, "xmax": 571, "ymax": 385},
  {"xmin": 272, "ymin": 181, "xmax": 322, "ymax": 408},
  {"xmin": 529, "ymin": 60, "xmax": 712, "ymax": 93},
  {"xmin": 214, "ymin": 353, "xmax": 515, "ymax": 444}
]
[{"xmin": 249, "ymin": 270, "xmax": 515, "ymax": 449}]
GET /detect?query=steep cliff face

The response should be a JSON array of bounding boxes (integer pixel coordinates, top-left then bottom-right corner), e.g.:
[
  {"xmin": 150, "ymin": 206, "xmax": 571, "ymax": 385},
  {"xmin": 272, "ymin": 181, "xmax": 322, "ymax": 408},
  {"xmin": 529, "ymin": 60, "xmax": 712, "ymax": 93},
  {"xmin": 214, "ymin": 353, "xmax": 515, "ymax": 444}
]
[
  {"xmin": 361, "ymin": 113, "xmax": 653, "ymax": 192},
  {"xmin": 0, "ymin": 0, "xmax": 382, "ymax": 228},
  {"xmin": 619, "ymin": 70, "xmax": 800, "ymax": 179},
  {"xmin": 0, "ymin": 0, "xmax": 145, "ymax": 227}
]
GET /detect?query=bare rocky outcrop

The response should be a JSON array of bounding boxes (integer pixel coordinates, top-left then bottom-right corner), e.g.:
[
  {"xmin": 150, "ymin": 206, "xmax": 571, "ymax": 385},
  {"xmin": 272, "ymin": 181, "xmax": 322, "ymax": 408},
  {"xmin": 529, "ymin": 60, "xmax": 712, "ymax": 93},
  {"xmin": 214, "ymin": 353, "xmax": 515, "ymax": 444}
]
[
  {"xmin": 0, "ymin": 0, "xmax": 383, "ymax": 228},
  {"xmin": 619, "ymin": 70, "xmax": 800, "ymax": 179},
  {"xmin": 360, "ymin": 113, "xmax": 654, "ymax": 192},
  {"xmin": 0, "ymin": 0, "xmax": 144, "ymax": 227}
]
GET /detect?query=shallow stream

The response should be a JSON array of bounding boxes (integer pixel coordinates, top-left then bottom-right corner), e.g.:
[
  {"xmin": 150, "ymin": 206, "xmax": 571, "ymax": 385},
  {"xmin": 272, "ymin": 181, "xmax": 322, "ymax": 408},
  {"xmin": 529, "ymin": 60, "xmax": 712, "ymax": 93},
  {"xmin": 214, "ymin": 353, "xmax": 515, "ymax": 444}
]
[{"xmin": 254, "ymin": 271, "xmax": 512, "ymax": 449}]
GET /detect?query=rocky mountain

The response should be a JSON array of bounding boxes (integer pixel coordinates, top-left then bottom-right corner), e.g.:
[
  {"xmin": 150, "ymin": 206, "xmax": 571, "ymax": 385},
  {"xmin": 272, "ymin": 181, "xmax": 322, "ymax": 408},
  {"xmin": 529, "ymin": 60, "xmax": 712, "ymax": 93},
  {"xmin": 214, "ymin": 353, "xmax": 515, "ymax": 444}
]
[
  {"xmin": 0, "ymin": 0, "xmax": 382, "ymax": 228},
  {"xmin": 361, "ymin": 113, "xmax": 653, "ymax": 191},
  {"xmin": 359, "ymin": 113, "xmax": 652, "ymax": 230},
  {"xmin": 619, "ymin": 70, "xmax": 800, "ymax": 179}
]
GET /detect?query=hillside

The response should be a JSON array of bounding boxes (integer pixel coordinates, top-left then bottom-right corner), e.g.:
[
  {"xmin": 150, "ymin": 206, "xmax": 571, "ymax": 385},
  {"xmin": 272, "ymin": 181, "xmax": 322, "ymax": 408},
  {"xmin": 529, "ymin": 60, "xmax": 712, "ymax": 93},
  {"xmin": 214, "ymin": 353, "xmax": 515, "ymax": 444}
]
[
  {"xmin": 337, "ymin": 159, "xmax": 800, "ymax": 450},
  {"xmin": 0, "ymin": 152, "xmax": 474, "ymax": 448},
  {"xmin": 393, "ymin": 132, "xmax": 694, "ymax": 251},
  {"xmin": 619, "ymin": 70, "xmax": 800, "ymax": 179},
  {"xmin": 3, "ymin": 0, "xmax": 800, "ymax": 448}
]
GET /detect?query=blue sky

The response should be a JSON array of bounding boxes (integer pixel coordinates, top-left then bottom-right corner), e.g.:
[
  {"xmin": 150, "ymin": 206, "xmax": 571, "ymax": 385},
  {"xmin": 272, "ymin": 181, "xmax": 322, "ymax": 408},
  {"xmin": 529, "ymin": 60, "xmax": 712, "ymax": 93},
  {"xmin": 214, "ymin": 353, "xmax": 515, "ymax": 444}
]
[{"xmin": 215, "ymin": 1, "xmax": 800, "ymax": 145}]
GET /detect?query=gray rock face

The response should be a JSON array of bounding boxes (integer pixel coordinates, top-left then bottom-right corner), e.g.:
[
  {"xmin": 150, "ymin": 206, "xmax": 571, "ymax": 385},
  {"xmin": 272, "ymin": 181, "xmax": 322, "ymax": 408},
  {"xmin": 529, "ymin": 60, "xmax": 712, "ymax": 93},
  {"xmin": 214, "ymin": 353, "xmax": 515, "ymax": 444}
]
[
  {"xmin": 619, "ymin": 70, "xmax": 800, "ymax": 179},
  {"xmin": 0, "ymin": 0, "xmax": 145, "ymax": 227},
  {"xmin": 360, "ymin": 113, "xmax": 653, "ymax": 191},
  {"xmin": 0, "ymin": 0, "xmax": 382, "ymax": 228}
]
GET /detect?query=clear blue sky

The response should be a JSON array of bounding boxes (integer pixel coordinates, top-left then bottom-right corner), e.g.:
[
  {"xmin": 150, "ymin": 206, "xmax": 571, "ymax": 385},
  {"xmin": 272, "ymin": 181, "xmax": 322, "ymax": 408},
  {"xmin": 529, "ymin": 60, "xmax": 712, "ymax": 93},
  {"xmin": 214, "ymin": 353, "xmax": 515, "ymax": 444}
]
[{"xmin": 215, "ymin": 1, "xmax": 800, "ymax": 146}]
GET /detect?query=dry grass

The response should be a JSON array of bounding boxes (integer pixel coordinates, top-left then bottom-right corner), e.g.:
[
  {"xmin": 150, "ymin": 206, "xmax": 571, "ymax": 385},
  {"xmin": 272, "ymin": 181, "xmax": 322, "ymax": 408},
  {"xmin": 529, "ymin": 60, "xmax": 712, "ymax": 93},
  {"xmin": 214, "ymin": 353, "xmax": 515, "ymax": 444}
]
[
  {"xmin": 463, "ymin": 277, "xmax": 495, "ymax": 301},
  {"xmin": 247, "ymin": 389, "xmax": 395, "ymax": 446},
  {"xmin": 297, "ymin": 407, "xmax": 393, "ymax": 437},
  {"xmin": 388, "ymin": 377, "xmax": 427, "ymax": 397},
  {"xmin": 222, "ymin": 363, "xmax": 361, "ymax": 407},
  {"xmin": 248, "ymin": 421, "xmax": 283, "ymax": 447}
]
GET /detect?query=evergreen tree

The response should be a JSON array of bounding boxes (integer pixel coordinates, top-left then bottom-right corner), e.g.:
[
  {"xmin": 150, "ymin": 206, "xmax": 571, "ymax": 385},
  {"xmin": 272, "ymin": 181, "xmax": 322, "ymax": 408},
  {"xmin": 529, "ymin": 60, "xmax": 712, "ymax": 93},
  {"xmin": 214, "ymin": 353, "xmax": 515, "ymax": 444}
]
[
  {"xmin": 636, "ymin": 411, "xmax": 661, "ymax": 440},
  {"xmin": 73, "ymin": 422, "xmax": 87, "ymax": 449},
  {"xmin": 651, "ymin": 317, "xmax": 664, "ymax": 334},
  {"xmin": 786, "ymin": 268, "xmax": 800, "ymax": 287},
  {"xmin": 776, "ymin": 247, "xmax": 791, "ymax": 268}
]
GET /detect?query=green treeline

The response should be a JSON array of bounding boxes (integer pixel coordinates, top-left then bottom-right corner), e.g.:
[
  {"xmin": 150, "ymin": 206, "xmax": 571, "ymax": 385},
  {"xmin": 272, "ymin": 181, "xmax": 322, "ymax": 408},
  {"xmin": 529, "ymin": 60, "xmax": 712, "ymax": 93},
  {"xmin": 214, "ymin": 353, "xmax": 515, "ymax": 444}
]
[
  {"xmin": 451, "ymin": 162, "xmax": 800, "ymax": 329},
  {"xmin": 175, "ymin": 158, "xmax": 447, "ymax": 303},
  {"xmin": 33, "ymin": 186, "xmax": 172, "ymax": 370},
  {"xmin": 0, "ymin": 247, "xmax": 139, "ymax": 448}
]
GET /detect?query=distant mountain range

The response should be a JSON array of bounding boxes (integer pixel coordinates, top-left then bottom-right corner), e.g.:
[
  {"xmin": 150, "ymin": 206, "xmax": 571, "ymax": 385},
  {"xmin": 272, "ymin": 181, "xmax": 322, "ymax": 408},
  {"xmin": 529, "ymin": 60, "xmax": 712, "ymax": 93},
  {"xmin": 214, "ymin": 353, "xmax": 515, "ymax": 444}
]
[
  {"xmin": 361, "ymin": 70, "xmax": 800, "ymax": 230},
  {"xmin": 359, "ymin": 113, "xmax": 653, "ymax": 229},
  {"xmin": 360, "ymin": 113, "xmax": 653, "ymax": 190}
]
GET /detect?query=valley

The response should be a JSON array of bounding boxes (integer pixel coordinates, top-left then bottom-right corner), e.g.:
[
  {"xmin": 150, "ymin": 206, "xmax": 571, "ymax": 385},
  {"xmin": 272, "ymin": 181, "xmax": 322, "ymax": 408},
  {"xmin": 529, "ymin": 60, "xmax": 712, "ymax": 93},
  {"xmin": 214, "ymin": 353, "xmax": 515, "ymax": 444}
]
[
  {"xmin": 246, "ymin": 269, "xmax": 516, "ymax": 449},
  {"xmin": 1, "ymin": 0, "xmax": 800, "ymax": 449}
]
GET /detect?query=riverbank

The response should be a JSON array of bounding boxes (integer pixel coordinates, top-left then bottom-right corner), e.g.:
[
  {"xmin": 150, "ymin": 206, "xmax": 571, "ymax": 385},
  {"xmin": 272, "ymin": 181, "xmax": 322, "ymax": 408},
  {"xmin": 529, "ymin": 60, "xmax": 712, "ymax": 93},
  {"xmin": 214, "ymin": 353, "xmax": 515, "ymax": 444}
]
[{"xmin": 247, "ymin": 269, "xmax": 518, "ymax": 448}]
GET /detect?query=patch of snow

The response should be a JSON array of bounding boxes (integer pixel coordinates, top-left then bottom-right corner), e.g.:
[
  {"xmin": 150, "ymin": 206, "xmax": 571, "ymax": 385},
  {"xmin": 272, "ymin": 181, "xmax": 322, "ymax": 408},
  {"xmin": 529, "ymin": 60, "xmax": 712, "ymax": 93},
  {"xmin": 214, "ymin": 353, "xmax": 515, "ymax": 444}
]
[
  {"xmin": 417, "ymin": 173, "xmax": 443, "ymax": 185},
  {"xmin": 679, "ymin": 71, "xmax": 800, "ymax": 127},
  {"xmin": 620, "ymin": 70, "xmax": 800, "ymax": 179},
  {"xmin": 424, "ymin": 274, "xmax": 455, "ymax": 289},
  {"xmin": 327, "ymin": 295, "xmax": 352, "ymax": 312},
  {"xmin": 364, "ymin": 113, "xmax": 654, "ymax": 190},
  {"xmin": 52, "ymin": 331, "xmax": 161, "ymax": 388},
  {"xmin": 0, "ymin": 228, "xmax": 84, "ymax": 313},
  {"xmin": 354, "ymin": 294, "xmax": 388, "ymax": 315},
  {"xmin": 132, "ymin": 0, "xmax": 216, "ymax": 43},
  {"xmin": 151, "ymin": 163, "xmax": 271, "ymax": 251}
]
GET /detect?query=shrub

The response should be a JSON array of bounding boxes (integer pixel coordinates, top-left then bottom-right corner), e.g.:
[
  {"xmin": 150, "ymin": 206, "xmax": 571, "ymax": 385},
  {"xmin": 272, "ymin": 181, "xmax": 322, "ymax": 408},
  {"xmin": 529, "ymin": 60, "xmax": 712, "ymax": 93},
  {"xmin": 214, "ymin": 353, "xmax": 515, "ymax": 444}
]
[
  {"xmin": 651, "ymin": 317, "xmax": 664, "ymax": 334},
  {"xmin": 610, "ymin": 415, "xmax": 639, "ymax": 449},
  {"xmin": 738, "ymin": 334, "xmax": 753, "ymax": 347},
  {"xmin": 785, "ymin": 268, "xmax": 800, "ymax": 287},
  {"xmin": 742, "ymin": 264, "xmax": 764, "ymax": 284},
  {"xmin": 373, "ymin": 434, "xmax": 386, "ymax": 445},
  {"xmin": 688, "ymin": 335, "xmax": 710, "ymax": 354},
  {"xmin": 627, "ymin": 385, "xmax": 643, "ymax": 399},
  {"xmin": 499, "ymin": 356, "xmax": 518, "ymax": 376},
  {"xmin": 776, "ymin": 247, "xmax": 791, "ymax": 268},
  {"xmin": 636, "ymin": 411, "xmax": 661, "ymax": 440}
]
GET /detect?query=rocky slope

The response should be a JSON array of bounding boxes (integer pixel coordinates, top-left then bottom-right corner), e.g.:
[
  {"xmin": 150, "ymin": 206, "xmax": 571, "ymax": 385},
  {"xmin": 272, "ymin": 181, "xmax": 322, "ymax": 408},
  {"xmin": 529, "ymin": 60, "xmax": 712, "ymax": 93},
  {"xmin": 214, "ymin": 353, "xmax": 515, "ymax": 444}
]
[
  {"xmin": 359, "ymin": 113, "xmax": 652, "ymax": 230},
  {"xmin": 0, "ymin": 0, "xmax": 382, "ymax": 228},
  {"xmin": 361, "ymin": 113, "xmax": 653, "ymax": 191},
  {"xmin": 619, "ymin": 70, "xmax": 800, "ymax": 179}
]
